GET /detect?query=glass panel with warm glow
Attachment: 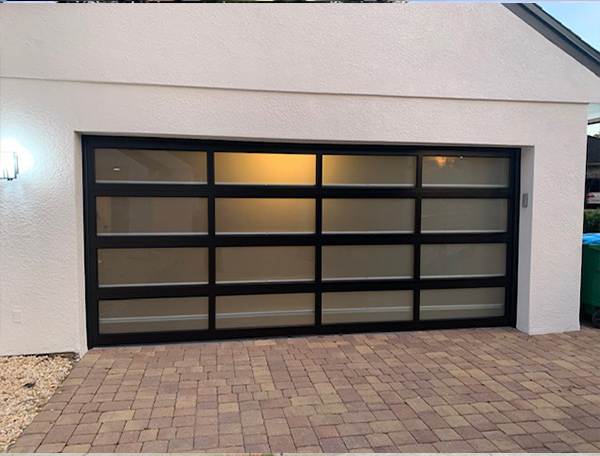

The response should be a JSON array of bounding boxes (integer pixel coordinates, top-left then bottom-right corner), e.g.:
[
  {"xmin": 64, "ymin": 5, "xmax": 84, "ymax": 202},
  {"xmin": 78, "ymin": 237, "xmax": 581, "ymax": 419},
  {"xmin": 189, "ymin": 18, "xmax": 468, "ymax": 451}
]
[
  {"xmin": 98, "ymin": 247, "xmax": 208, "ymax": 287},
  {"xmin": 323, "ymin": 199, "xmax": 414, "ymax": 233},
  {"xmin": 323, "ymin": 155, "xmax": 416, "ymax": 186},
  {"xmin": 421, "ymin": 198, "xmax": 508, "ymax": 233},
  {"xmin": 420, "ymin": 288, "xmax": 505, "ymax": 320},
  {"xmin": 322, "ymin": 245, "xmax": 413, "ymax": 281},
  {"xmin": 216, "ymin": 246, "xmax": 314, "ymax": 283},
  {"xmin": 215, "ymin": 152, "xmax": 315, "ymax": 185},
  {"xmin": 95, "ymin": 149, "xmax": 207, "ymax": 184},
  {"xmin": 216, "ymin": 198, "xmax": 315, "ymax": 234},
  {"xmin": 216, "ymin": 294, "xmax": 314, "ymax": 329},
  {"xmin": 322, "ymin": 290, "xmax": 413, "ymax": 324},
  {"xmin": 99, "ymin": 297, "xmax": 208, "ymax": 334},
  {"xmin": 422, "ymin": 156, "xmax": 509, "ymax": 188},
  {"xmin": 97, "ymin": 197, "xmax": 207, "ymax": 235},
  {"xmin": 421, "ymin": 244, "xmax": 506, "ymax": 279}
]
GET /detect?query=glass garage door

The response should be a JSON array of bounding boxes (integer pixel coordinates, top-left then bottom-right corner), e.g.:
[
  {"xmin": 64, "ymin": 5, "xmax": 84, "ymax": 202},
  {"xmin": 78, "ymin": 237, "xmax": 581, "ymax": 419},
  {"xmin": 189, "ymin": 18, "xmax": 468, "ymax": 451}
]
[{"xmin": 83, "ymin": 137, "xmax": 519, "ymax": 347}]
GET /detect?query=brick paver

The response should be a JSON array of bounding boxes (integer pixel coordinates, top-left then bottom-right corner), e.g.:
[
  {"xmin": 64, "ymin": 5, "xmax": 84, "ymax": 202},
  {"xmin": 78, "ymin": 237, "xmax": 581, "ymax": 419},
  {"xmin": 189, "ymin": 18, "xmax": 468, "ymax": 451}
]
[{"xmin": 8, "ymin": 326, "xmax": 600, "ymax": 453}]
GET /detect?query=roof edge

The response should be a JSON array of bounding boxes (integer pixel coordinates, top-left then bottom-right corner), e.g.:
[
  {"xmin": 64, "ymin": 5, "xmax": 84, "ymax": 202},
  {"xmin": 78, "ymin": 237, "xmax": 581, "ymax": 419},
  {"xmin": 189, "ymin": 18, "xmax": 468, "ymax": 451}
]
[{"xmin": 503, "ymin": 3, "xmax": 600, "ymax": 78}]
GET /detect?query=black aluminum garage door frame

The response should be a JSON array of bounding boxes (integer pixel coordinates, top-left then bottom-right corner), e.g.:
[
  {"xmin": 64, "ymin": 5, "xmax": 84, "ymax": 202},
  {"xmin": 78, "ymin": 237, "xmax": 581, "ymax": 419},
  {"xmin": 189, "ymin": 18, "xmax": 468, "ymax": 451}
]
[{"xmin": 83, "ymin": 135, "xmax": 520, "ymax": 348}]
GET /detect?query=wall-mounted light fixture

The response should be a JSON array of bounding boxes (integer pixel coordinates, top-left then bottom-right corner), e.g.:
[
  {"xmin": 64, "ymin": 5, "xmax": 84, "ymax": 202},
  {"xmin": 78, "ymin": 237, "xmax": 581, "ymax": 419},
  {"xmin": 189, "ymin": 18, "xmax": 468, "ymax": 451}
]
[
  {"xmin": 0, "ymin": 150, "xmax": 19, "ymax": 181},
  {"xmin": 1, "ymin": 139, "xmax": 32, "ymax": 181}
]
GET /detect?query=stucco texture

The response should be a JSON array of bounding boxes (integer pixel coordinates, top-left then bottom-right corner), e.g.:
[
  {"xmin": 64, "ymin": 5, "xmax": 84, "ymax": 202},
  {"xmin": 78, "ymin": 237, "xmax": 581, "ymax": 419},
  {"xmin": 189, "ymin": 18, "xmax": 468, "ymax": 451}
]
[{"xmin": 1, "ymin": 3, "xmax": 599, "ymax": 356}]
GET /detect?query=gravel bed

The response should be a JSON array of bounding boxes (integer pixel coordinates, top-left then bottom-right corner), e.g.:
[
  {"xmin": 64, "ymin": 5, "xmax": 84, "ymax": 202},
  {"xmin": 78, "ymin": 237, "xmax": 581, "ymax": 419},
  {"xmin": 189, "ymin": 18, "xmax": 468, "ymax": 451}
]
[{"xmin": 0, "ymin": 354, "xmax": 74, "ymax": 452}]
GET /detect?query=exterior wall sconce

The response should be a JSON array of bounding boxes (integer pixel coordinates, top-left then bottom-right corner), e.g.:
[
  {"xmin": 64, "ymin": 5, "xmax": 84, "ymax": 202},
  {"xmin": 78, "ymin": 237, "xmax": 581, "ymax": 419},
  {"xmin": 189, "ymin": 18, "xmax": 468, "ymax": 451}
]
[
  {"xmin": 1, "ymin": 138, "xmax": 31, "ymax": 181},
  {"xmin": 0, "ymin": 150, "xmax": 19, "ymax": 181}
]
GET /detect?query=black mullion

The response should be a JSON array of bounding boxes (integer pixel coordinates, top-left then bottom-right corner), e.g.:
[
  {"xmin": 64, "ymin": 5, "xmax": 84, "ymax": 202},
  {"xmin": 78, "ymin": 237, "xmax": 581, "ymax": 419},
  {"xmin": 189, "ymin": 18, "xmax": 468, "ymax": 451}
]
[
  {"xmin": 212, "ymin": 186, "xmax": 511, "ymax": 199},
  {"xmin": 417, "ymin": 188, "xmax": 511, "ymax": 198},
  {"xmin": 413, "ymin": 155, "xmax": 423, "ymax": 322},
  {"xmin": 321, "ymin": 233, "xmax": 508, "ymax": 245},
  {"xmin": 507, "ymin": 149, "xmax": 521, "ymax": 327},
  {"xmin": 94, "ymin": 232, "xmax": 510, "ymax": 249},
  {"xmin": 83, "ymin": 134, "xmax": 517, "ymax": 158},
  {"xmin": 216, "ymin": 282, "xmax": 317, "ymax": 296},
  {"xmin": 214, "ymin": 276, "xmax": 507, "ymax": 297},
  {"xmin": 95, "ymin": 276, "xmax": 508, "ymax": 301},
  {"xmin": 82, "ymin": 135, "xmax": 214, "ymax": 152},
  {"xmin": 417, "ymin": 233, "xmax": 510, "ymax": 244},
  {"xmin": 207, "ymin": 151, "xmax": 217, "ymax": 332},
  {"xmin": 93, "ymin": 315, "xmax": 510, "ymax": 348},
  {"xmin": 315, "ymin": 154, "xmax": 323, "ymax": 327},
  {"xmin": 97, "ymin": 284, "xmax": 211, "ymax": 300},
  {"xmin": 88, "ymin": 183, "xmax": 210, "ymax": 197},
  {"xmin": 89, "ymin": 184, "xmax": 512, "ymax": 199},
  {"xmin": 213, "ymin": 186, "xmax": 318, "ymax": 198},
  {"xmin": 83, "ymin": 138, "xmax": 100, "ymax": 348},
  {"xmin": 322, "ymin": 276, "xmax": 507, "ymax": 293},
  {"xmin": 96, "ymin": 235, "xmax": 210, "ymax": 249},
  {"xmin": 419, "ymin": 150, "xmax": 514, "ymax": 158}
]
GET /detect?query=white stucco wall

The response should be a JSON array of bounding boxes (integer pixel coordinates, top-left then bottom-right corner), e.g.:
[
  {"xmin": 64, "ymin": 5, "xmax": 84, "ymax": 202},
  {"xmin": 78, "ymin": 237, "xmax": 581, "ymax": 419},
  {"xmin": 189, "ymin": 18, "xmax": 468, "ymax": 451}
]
[{"xmin": 1, "ymin": 4, "xmax": 599, "ymax": 356}]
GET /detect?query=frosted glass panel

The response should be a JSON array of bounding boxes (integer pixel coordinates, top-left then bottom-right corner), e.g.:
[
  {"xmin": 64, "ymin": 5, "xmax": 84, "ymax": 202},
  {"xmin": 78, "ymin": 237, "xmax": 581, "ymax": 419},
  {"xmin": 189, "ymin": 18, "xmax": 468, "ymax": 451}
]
[
  {"xmin": 421, "ymin": 288, "xmax": 505, "ymax": 320},
  {"xmin": 216, "ymin": 198, "xmax": 315, "ymax": 234},
  {"xmin": 216, "ymin": 294, "xmax": 314, "ymax": 329},
  {"xmin": 323, "ymin": 199, "xmax": 414, "ymax": 233},
  {"xmin": 423, "ymin": 156, "xmax": 509, "ymax": 188},
  {"xmin": 97, "ymin": 197, "xmax": 207, "ymax": 235},
  {"xmin": 216, "ymin": 246, "xmax": 314, "ymax": 283},
  {"xmin": 98, "ymin": 248, "xmax": 208, "ymax": 287},
  {"xmin": 215, "ymin": 152, "xmax": 315, "ymax": 185},
  {"xmin": 323, "ymin": 155, "xmax": 416, "ymax": 186},
  {"xmin": 95, "ymin": 149, "xmax": 206, "ymax": 184},
  {"xmin": 422, "ymin": 199, "xmax": 508, "ymax": 233},
  {"xmin": 322, "ymin": 290, "xmax": 413, "ymax": 324},
  {"xmin": 421, "ymin": 244, "xmax": 506, "ymax": 279},
  {"xmin": 99, "ymin": 297, "xmax": 208, "ymax": 334},
  {"xmin": 322, "ymin": 245, "xmax": 413, "ymax": 281}
]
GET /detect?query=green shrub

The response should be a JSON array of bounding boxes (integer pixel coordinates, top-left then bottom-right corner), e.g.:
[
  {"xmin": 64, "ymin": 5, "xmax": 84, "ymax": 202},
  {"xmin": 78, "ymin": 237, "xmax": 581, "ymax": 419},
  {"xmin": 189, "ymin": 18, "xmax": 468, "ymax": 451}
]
[{"xmin": 584, "ymin": 209, "xmax": 600, "ymax": 233}]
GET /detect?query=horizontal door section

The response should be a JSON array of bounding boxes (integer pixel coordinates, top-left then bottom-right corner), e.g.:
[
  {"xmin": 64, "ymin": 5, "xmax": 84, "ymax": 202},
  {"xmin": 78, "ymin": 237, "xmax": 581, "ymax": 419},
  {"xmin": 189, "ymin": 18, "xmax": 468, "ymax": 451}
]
[
  {"xmin": 95, "ymin": 149, "xmax": 207, "ymax": 184},
  {"xmin": 216, "ymin": 293, "xmax": 314, "ymax": 329},
  {"xmin": 85, "ymin": 137, "xmax": 518, "ymax": 347},
  {"xmin": 322, "ymin": 290, "xmax": 413, "ymax": 324},
  {"xmin": 420, "ymin": 288, "xmax": 505, "ymax": 320},
  {"xmin": 97, "ymin": 197, "xmax": 208, "ymax": 235},
  {"xmin": 216, "ymin": 198, "xmax": 315, "ymax": 234},
  {"xmin": 422, "ymin": 199, "xmax": 507, "ymax": 233},
  {"xmin": 99, "ymin": 297, "xmax": 209, "ymax": 334},
  {"xmin": 322, "ymin": 245, "xmax": 413, "ymax": 281},
  {"xmin": 323, "ymin": 155, "xmax": 416, "ymax": 186},
  {"xmin": 421, "ymin": 243, "xmax": 506, "ymax": 279},
  {"xmin": 323, "ymin": 199, "xmax": 414, "ymax": 234},
  {"xmin": 215, "ymin": 152, "xmax": 316, "ymax": 185},
  {"xmin": 98, "ymin": 247, "xmax": 209, "ymax": 287},
  {"xmin": 422, "ymin": 156, "xmax": 509, "ymax": 188},
  {"xmin": 216, "ymin": 246, "xmax": 315, "ymax": 283}
]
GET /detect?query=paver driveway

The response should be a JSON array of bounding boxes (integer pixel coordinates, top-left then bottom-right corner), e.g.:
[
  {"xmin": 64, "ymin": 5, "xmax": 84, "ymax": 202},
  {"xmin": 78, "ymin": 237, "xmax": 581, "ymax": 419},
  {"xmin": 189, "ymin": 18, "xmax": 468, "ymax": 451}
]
[{"xmin": 9, "ymin": 326, "xmax": 600, "ymax": 453}]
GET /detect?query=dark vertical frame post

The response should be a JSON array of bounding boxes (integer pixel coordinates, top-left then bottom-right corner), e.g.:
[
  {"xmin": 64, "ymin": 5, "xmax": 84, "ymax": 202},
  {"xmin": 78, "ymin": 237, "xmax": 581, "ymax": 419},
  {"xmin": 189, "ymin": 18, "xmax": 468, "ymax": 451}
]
[
  {"xmin": 82, "ymin": 137, "xmax": 99, "ymax": 349},
  {"xmin": 207, "ymin": 150, "xmax": 217, "ymax": 331},
  {"xmin": 413, "ymin": 155, "xmax": 423, "ymax": 322},
  {"xmin": 315, "ymin": 153, "xmax": 323, "ymax": 327},
  {"xmin": 507, "ymin": 149, "xmax": 521, "ymax": 327}
]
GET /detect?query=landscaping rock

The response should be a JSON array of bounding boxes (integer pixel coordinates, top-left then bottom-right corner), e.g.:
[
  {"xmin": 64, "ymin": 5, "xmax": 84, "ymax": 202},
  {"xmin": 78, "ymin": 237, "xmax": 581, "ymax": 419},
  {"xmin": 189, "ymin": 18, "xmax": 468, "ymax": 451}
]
[{"xmin": 0, "ymin": 354, "xmax": 73, "ymax": 451}]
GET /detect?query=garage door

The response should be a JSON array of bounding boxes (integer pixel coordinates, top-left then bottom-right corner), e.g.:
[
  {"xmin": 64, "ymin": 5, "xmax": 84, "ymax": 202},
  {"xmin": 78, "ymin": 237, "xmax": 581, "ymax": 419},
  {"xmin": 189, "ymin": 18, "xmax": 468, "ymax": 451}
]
[{"xmin": 83, "ymin": 136, "xmax": 519, "ymax": 347}]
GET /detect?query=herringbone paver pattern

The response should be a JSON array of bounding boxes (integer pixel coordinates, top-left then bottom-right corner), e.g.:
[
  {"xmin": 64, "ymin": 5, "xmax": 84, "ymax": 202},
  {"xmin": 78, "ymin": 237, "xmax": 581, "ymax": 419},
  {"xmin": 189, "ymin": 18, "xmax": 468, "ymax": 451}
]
[{"xmin": 8, "ymin": 326, "xmax": 600, "ymax": 453}]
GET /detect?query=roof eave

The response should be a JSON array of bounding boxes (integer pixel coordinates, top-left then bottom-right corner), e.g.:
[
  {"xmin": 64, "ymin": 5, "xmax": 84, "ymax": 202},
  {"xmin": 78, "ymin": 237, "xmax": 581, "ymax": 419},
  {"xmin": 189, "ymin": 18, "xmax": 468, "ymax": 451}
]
[{"xmin": 503, "ymin": 3, "xmax": 600, "ymax": 78}]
